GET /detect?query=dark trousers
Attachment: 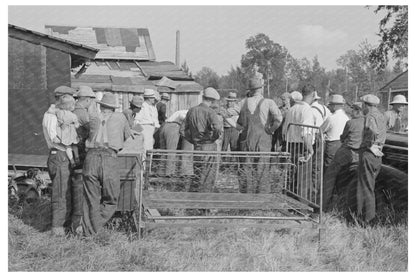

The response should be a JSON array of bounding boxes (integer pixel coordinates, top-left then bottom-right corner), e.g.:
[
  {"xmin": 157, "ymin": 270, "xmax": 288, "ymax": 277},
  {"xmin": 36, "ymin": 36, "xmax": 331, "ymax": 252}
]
[
  {"xmin": 239, "ymin": 137, "xmax": 272, "ymax": 194},
  {"xmin": 71, "ymin": 144, "xmax": 87, "ymax": 230},
  {"xmin": 222, "ymin": 127, "xmax": 239, "ymax": 151},
  {"xmin": 47, "ymin": 150, "xmax": 72, "ymax": 229},
  {"xmin": 159, "ymin": 122, "xmax": 181, "ymax": 175},
  {"xmin": 82, "ymin": 149, "xmax": 120, "ymax": 235},
  {"xmin": 323, "ymin": 146, "xmax": 359, "ymax": 211},
  {"xmin": 191, "ymin": 143, "xmax": 218, "ymax": 193},
  {"xmin": 356, "ymin": 150, "xmax": 382, "ymax": 222},
  {"xmin": 324, "ymin": 140, "xmax": 341, "ymax": 173}
]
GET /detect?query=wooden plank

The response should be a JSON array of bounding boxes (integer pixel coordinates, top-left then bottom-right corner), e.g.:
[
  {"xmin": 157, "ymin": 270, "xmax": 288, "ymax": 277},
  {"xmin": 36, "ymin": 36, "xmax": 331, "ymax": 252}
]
[
  {"xmin": 145, "ymin": 221, "xmax": 317, "ymax": 230},
  {"xmin": 143, "ymin": 191, "xmax": 312, "ymax": 211}
]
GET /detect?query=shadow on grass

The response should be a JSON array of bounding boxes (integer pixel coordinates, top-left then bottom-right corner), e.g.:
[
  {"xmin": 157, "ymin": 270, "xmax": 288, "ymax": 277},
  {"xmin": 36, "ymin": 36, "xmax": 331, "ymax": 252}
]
[{"xmin": 9, "ymin": 196, "xmax": 52, "ymax": 233}]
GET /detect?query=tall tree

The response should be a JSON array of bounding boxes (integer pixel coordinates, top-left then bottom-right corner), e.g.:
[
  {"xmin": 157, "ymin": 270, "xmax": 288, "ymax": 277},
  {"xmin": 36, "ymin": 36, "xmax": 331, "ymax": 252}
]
[
  {"xmin": 369, "ymin": 5, "xmax": 408, "ymax": 71},
  {"xmin": 240, "ymin": 33, "xmax": 289, "ymax": 98},
  {"xmin": 219, "ymin": 66, "xmax": 247, "ymax": 98},
  {"xmin": 181, "ymin": 60, "xmax": 192, "ymax": 77},
  {"xmin": 194, "ymin": 67, "xmax": 220, "ymax": 89}
]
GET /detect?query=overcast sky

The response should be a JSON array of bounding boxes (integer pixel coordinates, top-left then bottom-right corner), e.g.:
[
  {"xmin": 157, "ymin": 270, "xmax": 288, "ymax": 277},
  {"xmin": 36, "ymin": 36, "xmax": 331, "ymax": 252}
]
[{"xmin": 8, "ymin": 5, "xmax": 385, "ymax": 75}]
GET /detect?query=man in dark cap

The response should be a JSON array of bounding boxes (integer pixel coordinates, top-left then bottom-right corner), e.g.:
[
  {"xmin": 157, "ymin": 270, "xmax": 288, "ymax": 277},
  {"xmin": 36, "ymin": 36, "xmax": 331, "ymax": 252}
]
[
  {"xmin": 42, "ymin": 85, "xmax": 77, "ymax": 236},
  {"xmin": 82, "ymin": 92, "xmax": 132, "ymax": 236},
  {"xmin": 237, "ymin": 78, "xmax": 282, "ymax": 193},
  {"xmin": 355, "ymin": 94, "xmax": 387, "ymax": 224}
]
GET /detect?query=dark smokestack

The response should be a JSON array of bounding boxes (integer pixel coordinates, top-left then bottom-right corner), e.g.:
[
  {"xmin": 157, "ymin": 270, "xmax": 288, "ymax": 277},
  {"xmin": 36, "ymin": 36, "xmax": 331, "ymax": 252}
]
[{"xmin": 175, "ymin": 30, "xmax": 180, "ymax": 66}]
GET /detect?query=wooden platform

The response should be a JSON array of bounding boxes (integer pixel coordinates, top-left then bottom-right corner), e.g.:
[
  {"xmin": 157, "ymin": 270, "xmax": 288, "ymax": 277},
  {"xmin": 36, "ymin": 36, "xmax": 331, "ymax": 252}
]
[{"xmin": 143, "ymin": 191, "xmax": 313, "ymax": 211}]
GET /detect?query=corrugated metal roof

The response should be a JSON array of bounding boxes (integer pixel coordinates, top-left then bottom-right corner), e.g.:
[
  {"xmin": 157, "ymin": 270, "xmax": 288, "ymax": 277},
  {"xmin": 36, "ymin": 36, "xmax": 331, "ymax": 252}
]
[
  {"xmin": 139, "ymin": 61, "xmax": 193, "ymax": 80},
  {"xmin": 45, "ymin": 25, "xmax": 156, "ymax": 61},
  {"xmin": 379, "ymin": 70, "xmax": 408, "ymax": 92}
]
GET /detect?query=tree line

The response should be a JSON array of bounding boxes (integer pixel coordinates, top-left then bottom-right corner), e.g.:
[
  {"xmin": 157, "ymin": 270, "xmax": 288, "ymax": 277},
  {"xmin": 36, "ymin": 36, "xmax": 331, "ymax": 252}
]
[{"xmin": 185, "ymin": 5, "xmax": 407, "ymax": 105}]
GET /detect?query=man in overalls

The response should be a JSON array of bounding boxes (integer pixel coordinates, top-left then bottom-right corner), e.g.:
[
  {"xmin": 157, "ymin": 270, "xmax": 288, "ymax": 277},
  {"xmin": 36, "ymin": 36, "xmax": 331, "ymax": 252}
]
[
  {"xmin": 237, "ymin": 78, "xmax": 282, "ymax": 193},
  {"xmin": 82, "ymin": 92, "xmax": 132, "ymax": 235}
]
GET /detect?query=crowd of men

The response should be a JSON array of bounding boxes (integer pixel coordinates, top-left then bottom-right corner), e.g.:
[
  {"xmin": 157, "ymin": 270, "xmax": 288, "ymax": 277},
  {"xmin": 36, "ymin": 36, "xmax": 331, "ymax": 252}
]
[{"xmin": 42, "ymin": 75, "xmax": 408, "ymax": 236}]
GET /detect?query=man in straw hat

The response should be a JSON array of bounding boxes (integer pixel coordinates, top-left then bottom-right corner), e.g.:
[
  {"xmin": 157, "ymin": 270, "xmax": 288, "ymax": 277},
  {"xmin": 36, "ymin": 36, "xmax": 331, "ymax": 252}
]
[
  {"xmin": 221, "ymin": 91, "xmax": 241, "ymax": 152},
  {"xmin": 384, "ymin": 94, "xmax": 408, "ymax": 132},
  {"xmin": 354, "ymin": 94, "xmax": 387, "ymax": 224},
  {"xmin": 135, "ymin": 88, "xmax": 160, "ymax": 151},
  {"xmin": 184, "ymin": 87, "xmax": 223, "ymax": 192},
  {"xmin": 42, "ymin": 85, "xmax": 77, "ymax": 236},
  {"xmin": 82, "ymin": 92, "xmax": 132, "ymax": 235},
  {"xmin": 320, "ymin": 94, "xmax": 349, "ymax": 173},
  {"xmin": 323, "ymin": 102, "xmax": 364, "ymax": 211},
  {"xmin": 123, "ymin": 95, "xmax": 144, "ymax": 128},
  {"xmin": 237, "ymin": 78, "xmax": 282, "ymax": 193}
]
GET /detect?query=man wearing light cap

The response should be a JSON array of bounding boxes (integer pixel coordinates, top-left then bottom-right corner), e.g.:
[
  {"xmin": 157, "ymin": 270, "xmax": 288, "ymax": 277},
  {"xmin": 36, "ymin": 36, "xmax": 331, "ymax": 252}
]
[
  {"xmin": 355, "ymin": 94, "xmax": 387, "ymax": 224},
  {"xmin": 237, "ymin": 78, "xmax": 282, "ymax": 193},
  {"xmin": 42, "ymin": 85, "xmax": 77, "ymax": 236},
  {"xmin": 123, "ymin": 95, "xmax": 144, "ymax": 128},
  {"xmin": 320, "ymin": 94, "xmax": 349, "ymax": 172},
  {"xmin": 135, "ymin": 89, "xmax": 160, "ymax": 151},
  {"xmin": 384, "ymin": 94, "xmax": 408, "ymax": 132},
  {"xmin": 323, "ymin": 102, "xmax": 364, "ymax": 211},
  {"xmin": 71, "ymin": 85, "xmax": 97, "ymax": 233},
  {"xmin": 184, "ymin": 87, "xmax": 222, "ymax": 192},
  {"xmin": 289, "ymin": 91, "xmax": 302, "ymax": 106}
]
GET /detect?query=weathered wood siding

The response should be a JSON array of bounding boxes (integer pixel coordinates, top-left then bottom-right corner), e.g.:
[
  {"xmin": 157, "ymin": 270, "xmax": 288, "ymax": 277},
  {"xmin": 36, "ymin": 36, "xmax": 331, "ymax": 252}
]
[{"xmin": 9, "ymin": 36, "xmax": 71, "ymax": 156}]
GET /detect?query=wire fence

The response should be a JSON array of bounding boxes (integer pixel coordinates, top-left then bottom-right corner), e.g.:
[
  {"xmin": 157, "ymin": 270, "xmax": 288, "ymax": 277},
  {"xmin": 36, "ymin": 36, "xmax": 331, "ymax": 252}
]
[
  {"xmin": 144, "ymin": 150, "xmax": 294, "ymax": 195},
  {"xmin": 285, "ymin": 123, "xmax": 324, "ymax": 208}
]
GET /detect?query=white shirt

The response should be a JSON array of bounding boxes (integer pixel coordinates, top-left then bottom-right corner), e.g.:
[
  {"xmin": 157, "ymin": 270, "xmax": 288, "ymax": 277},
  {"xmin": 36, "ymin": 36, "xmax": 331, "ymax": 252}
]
[
  {"xmin": 283, "ymin": 101, "xmax": 315, "ymax": 143},
  {"xmin": 135, "ymin": 101, "xmax": 160, "ymax": 128},
  {"xmin": 311, "ymin": 101, "xmax": 331, "ymax": 127},
  {"xmin": 42, "ymin": 104, "xmax": 66, "ymax": 152},
  {"xmin": 320, "ymin": 109, "xmax": 350, "ymax": 141},
  {"xmin": 166, "ymin": 110, "xmax": 188, "ymax": 124}
]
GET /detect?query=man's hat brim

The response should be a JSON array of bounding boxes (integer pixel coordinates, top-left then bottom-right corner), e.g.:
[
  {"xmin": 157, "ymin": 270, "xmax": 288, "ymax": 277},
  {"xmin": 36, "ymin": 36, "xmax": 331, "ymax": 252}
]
[{"xmin": 98, "ymin": 101, "xmax": 119, "ymax": 109}]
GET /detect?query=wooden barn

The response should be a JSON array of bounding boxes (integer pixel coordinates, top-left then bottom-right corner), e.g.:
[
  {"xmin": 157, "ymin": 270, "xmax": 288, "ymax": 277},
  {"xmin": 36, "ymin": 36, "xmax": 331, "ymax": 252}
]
[
  {"xmin": 8, "ymin": 24, "xmax": 98, "ymax": 165},
  {"xmin": 45, "ymin": 25, "xmax": 203, "ymax": 117},
  {"xmin": 378, "ymin": 70, "xmax": 408, "ymax": 110}
]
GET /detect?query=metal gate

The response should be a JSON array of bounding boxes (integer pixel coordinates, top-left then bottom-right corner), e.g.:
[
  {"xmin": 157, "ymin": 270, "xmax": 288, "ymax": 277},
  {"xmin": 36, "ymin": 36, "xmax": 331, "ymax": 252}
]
[
  {"xmin": 285, "ymin": 123, "xmax": 324, "ymax": 213},
  {"xmin": 137, "ymin": 146, "xmax": 323, "ymax": 237}
]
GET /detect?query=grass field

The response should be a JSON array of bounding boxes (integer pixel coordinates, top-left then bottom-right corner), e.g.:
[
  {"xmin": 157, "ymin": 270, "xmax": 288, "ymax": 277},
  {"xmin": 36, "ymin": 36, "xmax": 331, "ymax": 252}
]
[{"xmin": 8, "ymin": 197, "xmax": 408, "ymax": 271}]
